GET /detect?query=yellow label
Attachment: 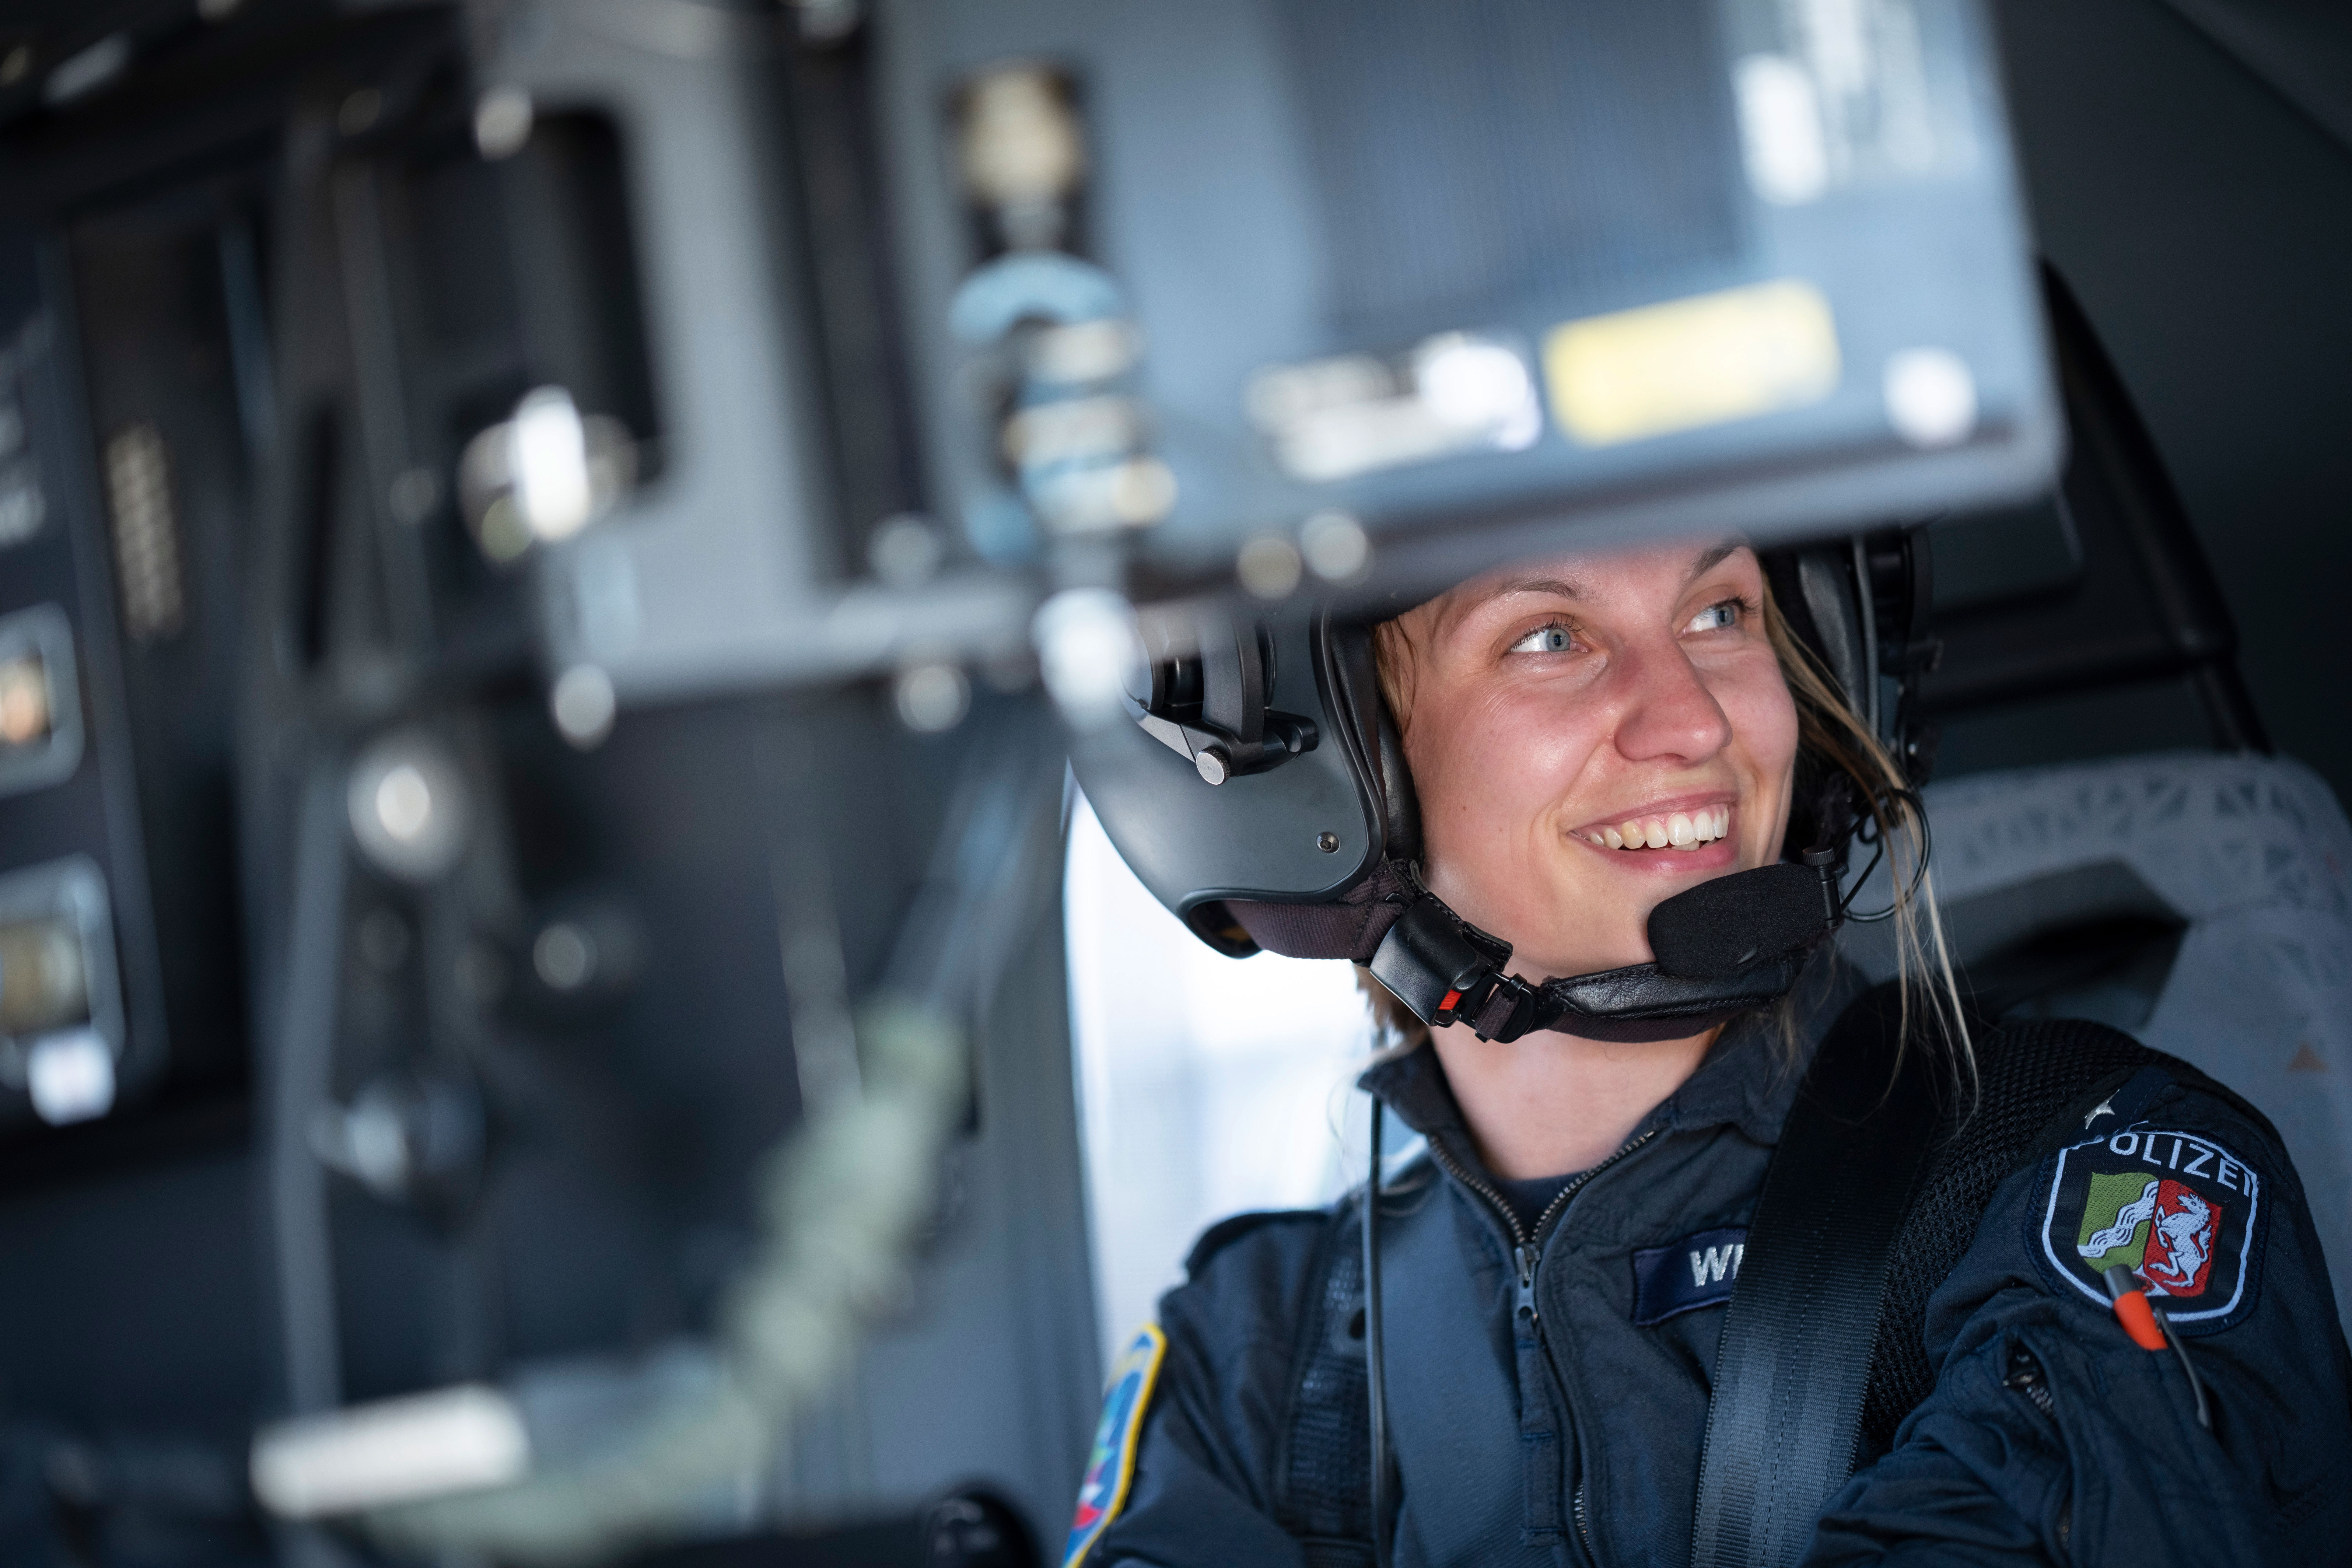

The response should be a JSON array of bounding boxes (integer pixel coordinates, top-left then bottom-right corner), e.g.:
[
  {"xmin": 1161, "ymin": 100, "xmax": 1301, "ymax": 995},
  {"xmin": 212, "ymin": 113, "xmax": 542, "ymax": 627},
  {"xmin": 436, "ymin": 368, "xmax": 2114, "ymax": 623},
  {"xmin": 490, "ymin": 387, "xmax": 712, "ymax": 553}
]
[{"xmin": 1542, "ymin": 279, "xmax": 1841, "ymax": 446}]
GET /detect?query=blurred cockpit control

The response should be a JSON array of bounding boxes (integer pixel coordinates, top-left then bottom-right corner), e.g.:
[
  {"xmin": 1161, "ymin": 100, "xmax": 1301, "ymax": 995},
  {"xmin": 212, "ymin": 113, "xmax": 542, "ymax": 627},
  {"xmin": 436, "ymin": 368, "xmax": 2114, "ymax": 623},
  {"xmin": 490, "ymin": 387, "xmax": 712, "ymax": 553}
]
[
  {"xmin": 1729, "ymin": 0, "xmax": 1979, "ymax": 206},
  {"xmin": 458, "ymin": 386, "xmax": 638, "ymax": 563},
  {"xmin": 0, "ymin": 913, "xmax": 85, "ymax": 1040},
  {"xmin": 25, "ymin": 1030, "xmax": 114, "ymax": 1125},
  {"xmin": 0, "ymin": 858, "xmax": 122, "ymax": 1128},
  {"xmin": 345, "ymin": 731, "xmax": 473, "ymax": 884},
  {"xmin": 1540, "ymin": 280, "xmax": 1843, "ymax": 447},
  {"xmin": 0, "ymin": 653, "xmax": 50, "ymax": 747},
  {"xmin": 101, "ymin": 421, "xmax": 186, "ymax": 642},
  {"xmin": 0, "ymin": 605, "xmax": 80, "ymax": 797},
  {"xmin": 251, "ymin": 1386, "xmax": 531, "ymax": 1521},
  {"xmin": 958, "ymin": 65, "xmax": 1087, "ymax": 252},
  {"xmin": 1246, "ymin": 332, "xmax": 1543, "ymax": 483}
]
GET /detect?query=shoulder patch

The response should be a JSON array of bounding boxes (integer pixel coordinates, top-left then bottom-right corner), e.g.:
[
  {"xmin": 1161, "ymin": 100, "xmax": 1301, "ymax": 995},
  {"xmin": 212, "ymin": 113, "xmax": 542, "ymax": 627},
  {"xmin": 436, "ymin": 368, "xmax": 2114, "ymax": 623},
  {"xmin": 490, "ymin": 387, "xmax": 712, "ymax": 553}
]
[
  {"xmin": 1063, "ymin": 1324, "xmax": 1167, "ymax": 1568},
  {"xmin": 2035, "ymin": 1124, "xmax": 2265, "ymax": 1336}
]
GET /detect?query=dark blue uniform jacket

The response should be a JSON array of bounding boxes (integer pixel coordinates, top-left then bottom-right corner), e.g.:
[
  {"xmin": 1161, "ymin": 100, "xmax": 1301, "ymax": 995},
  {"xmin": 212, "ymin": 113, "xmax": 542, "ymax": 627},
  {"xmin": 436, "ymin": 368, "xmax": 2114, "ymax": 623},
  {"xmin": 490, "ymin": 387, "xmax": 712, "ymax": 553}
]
[{"xmin": 1082, "ymin": 975, "xmax": 2352, "ymax": 1567}]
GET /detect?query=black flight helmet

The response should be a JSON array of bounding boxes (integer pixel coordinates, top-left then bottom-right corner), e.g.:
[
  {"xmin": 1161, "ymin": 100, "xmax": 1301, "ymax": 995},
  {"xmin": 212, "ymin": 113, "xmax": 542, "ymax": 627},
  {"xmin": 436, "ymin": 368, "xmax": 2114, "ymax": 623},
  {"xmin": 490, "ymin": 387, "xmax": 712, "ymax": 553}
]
[{"xmin": 1070, "ymin": 531, "xmax": 1934, "ymax": 1042}]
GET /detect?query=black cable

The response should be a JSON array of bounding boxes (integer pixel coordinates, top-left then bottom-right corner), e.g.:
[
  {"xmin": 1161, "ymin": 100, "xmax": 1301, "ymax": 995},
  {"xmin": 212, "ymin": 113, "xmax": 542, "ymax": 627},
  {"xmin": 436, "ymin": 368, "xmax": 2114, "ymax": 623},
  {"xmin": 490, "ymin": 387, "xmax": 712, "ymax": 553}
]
[
  {"xmin": 1363, "ymin": 1096, "xmax": 1391, "ymax": 1568},
  {"xmin": 2103, "ymin": 1264, "xmax": 2213, "ymax": 1433},
  {"xmin": 2158, "ymin": 1309, "xmax": 2213, "ymax": 1432},
  {"xmin": 1839, "ymin": 786, "xmax": 1934, "ymax": 925}
]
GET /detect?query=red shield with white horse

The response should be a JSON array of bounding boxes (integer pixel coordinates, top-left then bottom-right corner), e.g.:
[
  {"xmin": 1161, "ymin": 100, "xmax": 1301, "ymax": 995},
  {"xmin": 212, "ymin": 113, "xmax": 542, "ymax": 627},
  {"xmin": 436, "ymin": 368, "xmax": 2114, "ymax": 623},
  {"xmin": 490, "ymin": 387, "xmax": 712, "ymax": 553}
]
[{"xmin": 2139, "ymin": 1178, "xmax": 2220, "ymax": 1297}]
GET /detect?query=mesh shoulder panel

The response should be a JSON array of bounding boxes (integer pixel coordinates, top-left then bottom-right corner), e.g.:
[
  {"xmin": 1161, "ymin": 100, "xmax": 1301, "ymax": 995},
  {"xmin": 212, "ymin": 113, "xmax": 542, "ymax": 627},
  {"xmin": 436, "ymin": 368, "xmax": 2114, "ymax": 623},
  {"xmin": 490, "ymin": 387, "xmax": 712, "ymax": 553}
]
[
  {"xmin": 1276, "ymin": 1197, "xmax": 1374, "ymax": 1559},
  {"xmin": 1858, "ymin": 1017, "xmax": 2158, "ymax": 1454}
]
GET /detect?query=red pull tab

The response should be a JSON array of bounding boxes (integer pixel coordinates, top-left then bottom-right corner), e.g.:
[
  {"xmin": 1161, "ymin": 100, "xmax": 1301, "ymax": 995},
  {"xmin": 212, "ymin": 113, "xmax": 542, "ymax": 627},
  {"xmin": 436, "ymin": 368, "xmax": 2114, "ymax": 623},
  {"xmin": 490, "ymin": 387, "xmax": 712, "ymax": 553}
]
[
  {"xmin": 2112, "ymin": 1290, "xmax": 2168, "ymax": 1352},
  {"xmin": 2102, "ymin": 1264, "xmax": 2169, "ymax": 1351}
]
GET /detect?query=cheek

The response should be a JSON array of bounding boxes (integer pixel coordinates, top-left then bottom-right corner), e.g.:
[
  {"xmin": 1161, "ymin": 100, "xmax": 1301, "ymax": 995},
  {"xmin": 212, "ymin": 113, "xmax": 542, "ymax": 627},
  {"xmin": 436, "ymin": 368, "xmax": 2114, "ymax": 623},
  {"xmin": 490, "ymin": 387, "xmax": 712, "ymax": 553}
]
[
  {"xmin": 1407, "ymin": 687, "xmax": 1604, "ymax": 845},
  {"xmin": 1718, "ymin": 663, "xmax": 1800, "ymax": 805}
]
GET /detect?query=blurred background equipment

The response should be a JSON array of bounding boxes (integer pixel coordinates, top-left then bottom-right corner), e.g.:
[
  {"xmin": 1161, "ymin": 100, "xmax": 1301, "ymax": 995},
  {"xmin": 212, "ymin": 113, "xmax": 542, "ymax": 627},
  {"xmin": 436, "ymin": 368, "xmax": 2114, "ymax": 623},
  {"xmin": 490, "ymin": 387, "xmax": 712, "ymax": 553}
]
[
  {"xmin": 884, "ymin": 0, "xmax": 2058, "ymax": 620},
  {"xmin": 0, "ymin": 5, "xmax": 1097, "ymax": 1563},
  {"xmin": 0, "ymin": 0, "xmax": 2340, "ymax": 1563}
]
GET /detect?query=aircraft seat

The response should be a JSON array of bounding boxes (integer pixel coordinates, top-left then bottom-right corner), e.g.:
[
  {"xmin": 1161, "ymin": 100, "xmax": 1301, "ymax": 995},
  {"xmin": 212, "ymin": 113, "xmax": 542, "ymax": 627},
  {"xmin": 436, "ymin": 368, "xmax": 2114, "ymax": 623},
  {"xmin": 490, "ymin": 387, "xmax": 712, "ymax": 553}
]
[{"xmin": 1838, "ymin": 749, "xmax": 2352, "ymax": 1345}]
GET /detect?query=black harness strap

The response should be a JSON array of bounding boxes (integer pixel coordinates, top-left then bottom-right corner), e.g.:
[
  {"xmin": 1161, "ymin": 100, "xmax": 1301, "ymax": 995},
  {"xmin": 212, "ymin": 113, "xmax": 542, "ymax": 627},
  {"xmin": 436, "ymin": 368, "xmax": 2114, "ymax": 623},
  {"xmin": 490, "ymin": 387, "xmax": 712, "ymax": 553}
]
[
  {"xmin": 1688, "ymin": 986, "xmax": 1946, "ymax": 1568},
  {"xmin": 1281, "ymin": 992, "xmax": 2176, "ymax": 1567},
  {"xmin": 1692, "ymin": 998, "xmax": 2170, "ymax": 1568}
]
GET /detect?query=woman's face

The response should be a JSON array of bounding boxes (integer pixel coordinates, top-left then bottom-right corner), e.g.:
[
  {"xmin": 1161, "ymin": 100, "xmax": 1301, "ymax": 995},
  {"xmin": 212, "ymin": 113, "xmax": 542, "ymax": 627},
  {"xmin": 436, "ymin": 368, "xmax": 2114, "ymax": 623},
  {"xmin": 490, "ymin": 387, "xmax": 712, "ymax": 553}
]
[{"xmin": 1388, "ymin": 540, "xmax": 1799, "ymax": 982}]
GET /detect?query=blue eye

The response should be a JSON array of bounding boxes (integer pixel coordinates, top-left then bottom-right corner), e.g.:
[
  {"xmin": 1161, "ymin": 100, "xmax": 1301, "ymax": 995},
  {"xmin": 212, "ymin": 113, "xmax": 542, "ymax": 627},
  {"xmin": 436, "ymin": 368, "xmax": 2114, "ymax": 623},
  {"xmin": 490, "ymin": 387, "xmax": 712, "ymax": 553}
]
[
  {"xmin": 1685, "ymin": 600, "xmax": 1741, "ymax": 634},
  {"xmin": 1509, "ymin": 623, "xmax": 1576, "ymax": 654}
]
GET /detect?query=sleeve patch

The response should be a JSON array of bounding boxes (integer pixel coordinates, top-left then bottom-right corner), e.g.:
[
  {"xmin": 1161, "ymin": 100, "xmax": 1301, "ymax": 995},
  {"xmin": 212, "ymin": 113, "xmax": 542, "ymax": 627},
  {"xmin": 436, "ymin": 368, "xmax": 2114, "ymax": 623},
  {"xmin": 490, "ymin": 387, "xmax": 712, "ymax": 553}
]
[
  {"xmin": 2034, "ymin": 1125, "xmax": 2264, "ymax": 1336},
  {"xmin": 1063, "ymin": 1323, "xmax": 1167, "ymax": 1568}
]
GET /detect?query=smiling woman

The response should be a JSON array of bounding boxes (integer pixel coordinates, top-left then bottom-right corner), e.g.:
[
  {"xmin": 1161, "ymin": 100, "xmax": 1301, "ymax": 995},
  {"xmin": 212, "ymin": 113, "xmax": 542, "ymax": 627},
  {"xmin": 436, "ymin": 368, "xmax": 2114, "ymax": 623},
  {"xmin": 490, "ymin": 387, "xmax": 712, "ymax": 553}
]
[
  {"xmin": 1365, "ymin": 543, "xmax": 1812, "ymax": 1175},
  {"xmin": 1360, "ymin": 540, "xmax": 1952, "ymax": 1176},
  {"xmin": 1380, "ymin": 545, "xmax": 1800, "ymax": 976},
  {"xmin": 1065, "ymin": 534, "xmax": 2352, "ymax": 1568}
]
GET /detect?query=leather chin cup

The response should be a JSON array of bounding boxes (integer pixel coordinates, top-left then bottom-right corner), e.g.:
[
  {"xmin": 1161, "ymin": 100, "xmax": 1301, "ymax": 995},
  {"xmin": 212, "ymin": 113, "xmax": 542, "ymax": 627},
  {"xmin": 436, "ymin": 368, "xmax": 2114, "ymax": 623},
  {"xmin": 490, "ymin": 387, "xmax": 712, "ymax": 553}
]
[
  {"xmin": 1365, "ymin": 860, "xmax": 1842, "ymax": 1045},
  {"xmin": 1502, "ymin": 951, "xmax": 1818, "ymax": 1045}
]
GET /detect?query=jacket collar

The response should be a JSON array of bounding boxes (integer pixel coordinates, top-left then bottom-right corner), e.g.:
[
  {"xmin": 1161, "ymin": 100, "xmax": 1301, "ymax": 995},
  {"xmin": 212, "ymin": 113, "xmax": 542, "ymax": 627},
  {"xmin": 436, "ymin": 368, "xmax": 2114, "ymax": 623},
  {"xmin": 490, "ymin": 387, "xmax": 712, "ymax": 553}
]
[{"xmin": 1357, "ymin": 950, "xmax": 1863, "ymax": 1170}]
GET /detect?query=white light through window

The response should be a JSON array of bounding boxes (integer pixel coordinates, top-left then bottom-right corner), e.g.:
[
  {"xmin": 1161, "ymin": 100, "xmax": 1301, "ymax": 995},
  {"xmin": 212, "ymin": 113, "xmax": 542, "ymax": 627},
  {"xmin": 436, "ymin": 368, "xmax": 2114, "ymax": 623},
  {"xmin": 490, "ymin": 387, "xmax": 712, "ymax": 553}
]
[{"xmin": 1064, "ymin": 791, "xmax": 1379, "ymax": 1373}]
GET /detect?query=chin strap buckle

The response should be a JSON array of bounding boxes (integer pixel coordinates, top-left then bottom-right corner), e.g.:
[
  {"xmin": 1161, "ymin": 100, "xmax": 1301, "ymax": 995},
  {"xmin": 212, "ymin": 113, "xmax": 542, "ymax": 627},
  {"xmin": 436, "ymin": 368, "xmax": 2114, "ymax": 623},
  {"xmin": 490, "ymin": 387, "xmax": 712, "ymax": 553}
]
[
  {"xmin": 1367, "ymin": 897, "xmax": 1512, "ymax": 1031},
  {"xmin": 1460, "ymin": 972, "xmax": 1541, "ymax": 1043}
]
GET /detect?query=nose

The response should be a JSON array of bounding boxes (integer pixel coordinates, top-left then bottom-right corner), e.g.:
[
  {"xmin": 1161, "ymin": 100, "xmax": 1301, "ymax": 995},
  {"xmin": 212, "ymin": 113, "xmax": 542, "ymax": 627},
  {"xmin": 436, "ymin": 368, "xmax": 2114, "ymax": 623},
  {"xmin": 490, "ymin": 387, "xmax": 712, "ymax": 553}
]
[{"xmin": 1608, "ymin": 639, "xmax": 1733, "ymax": 765}]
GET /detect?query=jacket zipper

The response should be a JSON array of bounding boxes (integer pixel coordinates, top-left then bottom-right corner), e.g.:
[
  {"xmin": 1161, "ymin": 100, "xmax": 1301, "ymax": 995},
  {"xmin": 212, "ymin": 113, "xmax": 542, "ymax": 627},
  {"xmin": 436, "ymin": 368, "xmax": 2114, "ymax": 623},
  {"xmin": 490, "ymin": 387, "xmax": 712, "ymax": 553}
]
[
  {"xmin": 2001, "ymin": 1342, "xmax": 2070, "ymax": 1552},
  {"xmin": 1421, "ymin": 1125, "xmax": 1661, "ymax": 1567},
  {"xmin": 2001, "ymin": 1342, "xmax": 2055, "ymax": 1419}
]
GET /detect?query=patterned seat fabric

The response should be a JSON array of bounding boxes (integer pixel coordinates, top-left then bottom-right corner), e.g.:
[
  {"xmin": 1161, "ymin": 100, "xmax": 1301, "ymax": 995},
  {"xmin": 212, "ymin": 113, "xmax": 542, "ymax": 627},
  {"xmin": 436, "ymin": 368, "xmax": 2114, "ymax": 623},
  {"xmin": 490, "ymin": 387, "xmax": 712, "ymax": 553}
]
[{"xmin": 1839, "ymin": 751, "xmax": 2352, "ymax": 1344}]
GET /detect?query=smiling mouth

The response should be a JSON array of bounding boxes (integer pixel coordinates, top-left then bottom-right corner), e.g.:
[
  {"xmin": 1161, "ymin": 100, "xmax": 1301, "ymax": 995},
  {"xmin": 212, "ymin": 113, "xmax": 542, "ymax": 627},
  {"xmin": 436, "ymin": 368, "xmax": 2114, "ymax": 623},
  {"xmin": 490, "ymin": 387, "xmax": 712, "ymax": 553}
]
[{"xmin": 1576, "ymin": 807, "xmax": 1730, "ymax": 853}]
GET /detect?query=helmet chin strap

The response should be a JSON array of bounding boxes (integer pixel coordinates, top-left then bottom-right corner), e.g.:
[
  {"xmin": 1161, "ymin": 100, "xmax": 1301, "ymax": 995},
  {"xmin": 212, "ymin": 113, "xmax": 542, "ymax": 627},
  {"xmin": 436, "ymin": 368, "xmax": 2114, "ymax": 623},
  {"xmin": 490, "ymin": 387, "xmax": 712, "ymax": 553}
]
[
  {"xmin": 1226, "ymin": 854, "xmax": 1848, "ymax": 1045},
  {"xmin": 1363, "ymin": 857, "xmax": 1847, "ymax": 1043}
]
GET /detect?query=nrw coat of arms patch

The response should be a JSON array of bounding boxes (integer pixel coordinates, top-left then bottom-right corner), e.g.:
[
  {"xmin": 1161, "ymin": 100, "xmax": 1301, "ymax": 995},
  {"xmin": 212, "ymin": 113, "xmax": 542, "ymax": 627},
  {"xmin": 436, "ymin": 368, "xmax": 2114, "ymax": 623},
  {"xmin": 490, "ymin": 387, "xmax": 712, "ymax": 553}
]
[{"xmin": 2038, "ymin": 1125, "xmax": 2263, "ymax": 1333}]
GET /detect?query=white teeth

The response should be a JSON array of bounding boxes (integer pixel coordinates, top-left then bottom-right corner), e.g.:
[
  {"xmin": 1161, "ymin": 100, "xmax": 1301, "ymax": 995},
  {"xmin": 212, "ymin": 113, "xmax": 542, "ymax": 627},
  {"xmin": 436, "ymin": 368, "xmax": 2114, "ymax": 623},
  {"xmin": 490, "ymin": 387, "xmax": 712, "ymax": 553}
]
[{"xmin": 1594, "ymin": 807, "xmax": 1735, "ymax": 851}]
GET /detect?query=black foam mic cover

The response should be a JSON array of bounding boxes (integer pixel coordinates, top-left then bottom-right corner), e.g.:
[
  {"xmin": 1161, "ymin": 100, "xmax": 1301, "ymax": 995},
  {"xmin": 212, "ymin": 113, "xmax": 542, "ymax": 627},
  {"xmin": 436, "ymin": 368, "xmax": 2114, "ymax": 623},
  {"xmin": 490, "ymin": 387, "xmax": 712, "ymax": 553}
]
[{"xmin": 1646, "ymin": 863, "xmax": 1831, "ymax": 979}]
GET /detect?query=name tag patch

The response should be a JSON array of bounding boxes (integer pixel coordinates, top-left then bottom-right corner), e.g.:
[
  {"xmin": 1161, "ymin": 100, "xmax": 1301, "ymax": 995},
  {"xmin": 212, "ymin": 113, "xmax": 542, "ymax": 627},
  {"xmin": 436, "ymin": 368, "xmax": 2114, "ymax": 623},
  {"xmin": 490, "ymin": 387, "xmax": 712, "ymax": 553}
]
[{"xmin": 1632, "ymin": 1226, "xmax": 1748, "ymax": 1325}]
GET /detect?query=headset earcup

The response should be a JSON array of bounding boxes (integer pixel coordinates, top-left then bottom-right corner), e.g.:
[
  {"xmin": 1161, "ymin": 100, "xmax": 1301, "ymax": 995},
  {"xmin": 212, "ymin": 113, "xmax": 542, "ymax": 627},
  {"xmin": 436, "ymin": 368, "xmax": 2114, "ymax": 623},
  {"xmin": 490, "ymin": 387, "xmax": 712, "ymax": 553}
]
[
  {"xmin": 1761, "ymin": 545, "xmax": 1872, "ymax": 723},
  {"xmin": 1375, "ymin": 690, "xmax": 1420, "ymax": 866},
  {"xmin": 1761, "ymin": 544, "xmax": 1874, "ymax": 861},
  {"xmin": 1319, "ymin": 615, "xmax": 1422, "ymax": 870}
]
